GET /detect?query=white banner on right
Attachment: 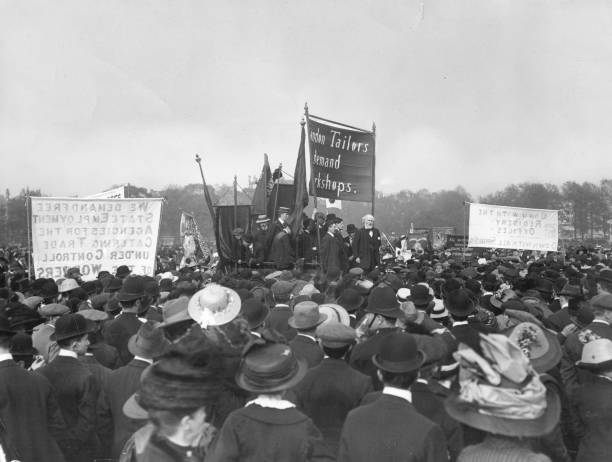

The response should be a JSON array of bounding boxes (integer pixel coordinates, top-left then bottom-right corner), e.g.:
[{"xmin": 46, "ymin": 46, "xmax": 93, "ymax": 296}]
[{"xmin": 468, "ymin": 203, "xmax": 558, "ymax": 251}]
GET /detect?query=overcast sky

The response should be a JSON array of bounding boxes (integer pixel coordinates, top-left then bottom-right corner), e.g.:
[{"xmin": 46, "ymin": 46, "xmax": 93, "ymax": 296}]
[{"xmin": 2, "ymin": 0, "xmax": 612, "ymax": 199}]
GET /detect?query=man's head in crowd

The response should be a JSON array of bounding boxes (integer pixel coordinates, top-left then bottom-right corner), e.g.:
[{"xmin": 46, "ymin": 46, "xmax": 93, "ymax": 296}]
[{"xmin": 362, "ymin": 214, "xmax": 375, "ymax": 230}]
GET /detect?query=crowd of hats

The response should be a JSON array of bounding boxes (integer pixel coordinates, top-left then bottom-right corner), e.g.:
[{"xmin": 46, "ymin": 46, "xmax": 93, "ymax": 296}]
[{"xmin": 4, "ymin": 244, "xmax": 612, "ymax": 451}]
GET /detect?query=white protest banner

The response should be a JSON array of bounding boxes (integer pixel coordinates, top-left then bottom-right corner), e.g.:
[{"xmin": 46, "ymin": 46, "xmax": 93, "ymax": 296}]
[
  {"xmin": 468, "ymin": 203, "xmax": 558, "ymax": 251},
  {"xmin": 31, "ymin": 197, "xmax": 163, "ymax": 280},
  {"xmin": 85, "ymin": 185, "xmax": 126, "ymax": 199}
]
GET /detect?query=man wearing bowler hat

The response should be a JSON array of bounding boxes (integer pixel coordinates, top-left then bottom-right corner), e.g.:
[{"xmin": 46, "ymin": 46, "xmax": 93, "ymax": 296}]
[
  {"xmin": 289, "ymin": 301, "xmax": 327, "ymax": 368},
  {"xmin": 561, "ymin": 293, "xmax": 612, "ymax": 395},
  {"xmin": 290, "ymin": 321, "xmax": 373, "ymax": 457},
  {"xmin": 38, "ymin": 313, "xmax": 99, "ymax": 462},
  {"xmin": 338, "ymin": 332, "xmax": 448, "ymax": 462},
  {"xmin": 98, "ymin": 320, "xmax": 169, "ymax": 460},
  {"xmin": 0, "ymin": 315, "xmax": 66, "ymax": 462},
  {"xmin": 103, "ymin": 275, "xmax": 146, "ymax": 366}
]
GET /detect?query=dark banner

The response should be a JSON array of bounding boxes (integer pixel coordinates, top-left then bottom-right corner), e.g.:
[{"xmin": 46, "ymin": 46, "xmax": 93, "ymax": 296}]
[
  {"xmin": 215, "ymin": 205, "xmax": 252, "ymax": 264},
  {"xmin": 446, "ymin": 234, "xmax": 468, "ymax": 248},
  {"xmin": 307, "ymin": 116, "xmax": 374, "ymax": 203},
  {"xmin": 267, "ymin": 184, "xmax": 295, "ymax": 219}
]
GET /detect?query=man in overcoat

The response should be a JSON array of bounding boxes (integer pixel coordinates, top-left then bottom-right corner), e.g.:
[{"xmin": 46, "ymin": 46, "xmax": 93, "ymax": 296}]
[{"xmin": 351, "ymin": 214, "xmax": 381, "ymax": 273}]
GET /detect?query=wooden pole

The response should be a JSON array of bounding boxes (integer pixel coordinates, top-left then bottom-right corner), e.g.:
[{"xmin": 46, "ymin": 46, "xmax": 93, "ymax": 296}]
[
  {"xmin": 233, "ymin": 175, "xmax": 238, "ymax": 229},
  {"xmin": 26, "ymin": 193, "xmax": 32, "ymax": 279},
  {"xmin": 371, "ymin": 122, "xmax": 376, "ymax": 216}
]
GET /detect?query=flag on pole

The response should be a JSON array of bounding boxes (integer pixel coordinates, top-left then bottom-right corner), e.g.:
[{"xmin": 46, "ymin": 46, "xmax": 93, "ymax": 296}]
[
  {"xmin": 290, "ymin": 123, "xmax": 309, "ymax": 236},
  {"xmin": 252, "ymin": 154, "xmax": 271, "ymax": 215}
]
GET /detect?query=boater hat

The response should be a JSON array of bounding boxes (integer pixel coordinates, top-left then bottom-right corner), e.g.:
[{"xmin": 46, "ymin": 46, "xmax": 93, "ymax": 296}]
[{"xmin": 188, "ymin": 284, "xmax": 241, "ymax": 327}]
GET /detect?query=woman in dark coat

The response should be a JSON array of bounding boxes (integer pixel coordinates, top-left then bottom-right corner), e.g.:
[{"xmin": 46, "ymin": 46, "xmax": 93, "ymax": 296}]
[{"xmin": 206, "ymin": 340, "xmax": 330, "ymax": 461}]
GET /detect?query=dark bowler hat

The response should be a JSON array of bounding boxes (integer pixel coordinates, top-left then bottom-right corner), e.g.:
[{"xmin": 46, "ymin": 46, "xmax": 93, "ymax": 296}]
[
  {"xmin": 50, "ymin": 313, "xmax": 95, "ymax": 342},
  {"xmin": 536, "ymin": 278, "xmax": 554, "ymax": 295},
  {"xmin": 104, "ymin": 277, "xmax": 123, "ymax": 293},
  {"xmin": 336, "ymin": 288, "xmax": 364, "ymax": 313},
  {"xmin": 372, "ymin": 332, "xmax": 425, "ymax": 373},
  {"xmin": 128, "ymin": 321, "xmax": 169, "ymax": 359},
  {"xmin": 366, "ymin": 286, "xmax": 404, "ymax": 319},
  {"xmin": 445, "ymin": 288, "xmax": 477, "ymax": 317},
  {"xmin": 409, "ymin": 284, "xmax": 433, "ymax": 307},
  {"xmin": 117, "ymin": 276, "xmax": 145, "ymax": 302},
  {"xmin": 116, "ymin": 265, "xmax": 131, "ymax": 279},
  {"xmin": 0, "ymin": 315, "xmax": 16, "ymax": 337},
  {"xmin": 240, "ymin": 298, "xmax": 270, "ymax": 330},
  {"xmin": 236, "ymin": 342, "xmax": 307, "ymax": 393}
]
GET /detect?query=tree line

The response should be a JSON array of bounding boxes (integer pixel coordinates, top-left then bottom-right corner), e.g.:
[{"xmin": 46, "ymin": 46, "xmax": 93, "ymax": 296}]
[{"xmin": 0, "ymin": 179, "xmax": 610, "ymax": 247}]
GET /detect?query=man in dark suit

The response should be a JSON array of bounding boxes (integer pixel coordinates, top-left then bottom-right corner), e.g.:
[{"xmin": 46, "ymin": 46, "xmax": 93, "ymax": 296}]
[
  {"xmin": 288, "ymin": 301, "xmax": 326, "ymax": 368},
  {"xmin": 98, "ymin": 320, "xmax": 169, "ymax": 459},
  {"xmin": 0, "ymin": 316, "xmax": 66, "ymax": 462},
  {"xmin": 290, "ymin": 321, "xmax": 372, "ymax": 457},
  {"xmin": 320, "ymin": 217, "xmax": 347, "ymax": 275},
  {"xmin": 252, "ymin": 215, "xmax": 271, "ymax": 264},
  {"xmin": 38, "ymin": 313, "xmax": 99, "ymax": 462},
  {"xmin": 351, "ymin": 214, "xmax": 381, "ymax": 273},
  {"xmin": 338, "ymin": 332, "xmax": 448, "ymax": 462},
  {"xmin": 103, "ymin": 276, "xmax": 145, "ymax": 366}
]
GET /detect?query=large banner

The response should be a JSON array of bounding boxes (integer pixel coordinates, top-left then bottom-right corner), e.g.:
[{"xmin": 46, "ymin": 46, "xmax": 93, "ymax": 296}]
[
  {"xmin": 31, "ymin": 197, "xmax": 163, "ymax": 280},
  {"xmin": 468, "ymin": 203, "xmax": 558, "ymax": 251},
  {"xmin": 307, "ymin": 115, "xmax": 375, "ymax": 202}
]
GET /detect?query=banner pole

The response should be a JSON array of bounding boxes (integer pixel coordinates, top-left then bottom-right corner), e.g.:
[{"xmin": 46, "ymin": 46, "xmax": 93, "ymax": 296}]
[
  {"xmin": 463, "ymin": 201, "xmax": 469, "ymax": 262},
  {"xmin": 371, "ymin": 122, "xmax": 376, "ymax": 216},
  {"xmin": 26, "ymin": 194, "xmax": 32, "ymax": 279},
  {"xmin": 305, "ymin": 102, "xmax": 320, "ymax": 267}
]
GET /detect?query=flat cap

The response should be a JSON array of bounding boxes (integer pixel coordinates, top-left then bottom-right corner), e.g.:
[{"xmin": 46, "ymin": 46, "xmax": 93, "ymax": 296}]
[
  {"xmin": 317, "ymin": 320, "xmax": 356, "ymax": 348},
  {"xmin": 39, "ymin": 303, "xmax": 70, "ymax": 317},
  {"xmin": 271, "ymin": 280, "xmax": 295, "ymax": 298},
  {"xmin": 77, "ymin": 309, "xmax": 109, "ymax": 322}
]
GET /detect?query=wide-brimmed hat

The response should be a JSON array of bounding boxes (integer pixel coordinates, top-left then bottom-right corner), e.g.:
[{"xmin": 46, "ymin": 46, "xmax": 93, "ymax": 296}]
[
  {"xmin": 366, "ymin": 286, "xmax": 404, "ymax": 319},
  {"xmin": 372, "ymin": 331, "xmax": 425, "ymax": 373},
  {"xmin": 506, "ymin": 322, "xmax": 562, "ymax": 373},
  {"xmin": 318, "ymin": 303, "xmax": 350, "ymax": 327},
  {"xmin": 445, "ymin": 334, "xmax": 560, "ymax": 438},
  {"xmin": 288, "ymin": 301, "xmax": 327, "ymax": 330},
  {"xmin": 409, "ymin": 284, "xmax": 433, "ymax": 307},
  {"xmin": 236, "ymin": 342, "xmax": 307, "ymax": 393},
  {"xmin": 188, "ymin": 284, "xmax": 241, "ymax": 327},
  {"xmin": 58, "ymin": 278, "xmax": 79, "ymax": 294},
  {"xmin": 240, "ymin": 298, "xmax": 270, "ymax": 329},
  {"xmin": 117, "ymin": 276, "xmax": 145, "ymax": 302},
  {"xmin": 490, "ymin": 289, "xmax": 518, "ymax": 309},
  {"xmin": 128, "ymin": 321, "xmax": 170, "ymax": 359},
  {"xmin": 50, "ymin": 313, "xmax": 95, "ymax": 341},
  {"xmin": 445, "ymin": 288, "xmax": 477, "ymax": 317},
  {"xmin": 576, "ymin": 338, "xmax": 612, "ymax": 372}
]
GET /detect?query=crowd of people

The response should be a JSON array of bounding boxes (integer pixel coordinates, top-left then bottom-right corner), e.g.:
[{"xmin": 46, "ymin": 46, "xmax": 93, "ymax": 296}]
[{"xmin": 0, "ymin": 209, "xmax": 611, "ymax": 461}]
